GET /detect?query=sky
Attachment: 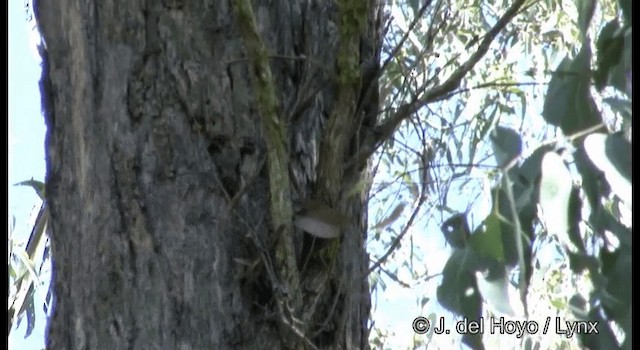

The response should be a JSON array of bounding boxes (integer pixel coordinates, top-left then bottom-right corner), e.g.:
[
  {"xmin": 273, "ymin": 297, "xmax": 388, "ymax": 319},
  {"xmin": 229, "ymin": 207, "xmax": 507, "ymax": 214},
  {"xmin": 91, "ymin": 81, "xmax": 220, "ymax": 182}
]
[{"xmin": 8, "ymin": 0, "xmax": 49, "ymax": 349}]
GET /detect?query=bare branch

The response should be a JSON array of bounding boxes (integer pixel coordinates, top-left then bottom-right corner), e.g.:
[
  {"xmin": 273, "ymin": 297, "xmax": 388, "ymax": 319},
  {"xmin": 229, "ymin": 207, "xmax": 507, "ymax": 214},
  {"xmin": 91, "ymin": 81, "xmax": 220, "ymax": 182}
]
[
  {"xmin": 435, "ymin": 80, "xmax": 548, "ymax": 102},
  {"xmin": 379, "ymin": 0, "xmax": 435, "ymax": 76},
  {"xmin": 354, "ymin": 0, "xmax": 438, "ymax": 137},
  {"xmin": 368, "ymin": 144, "xmax": 433, "ymax": 274},
  {"xmin": 378, "ymin": 266, "xmax": 411, "ymax": 288}
]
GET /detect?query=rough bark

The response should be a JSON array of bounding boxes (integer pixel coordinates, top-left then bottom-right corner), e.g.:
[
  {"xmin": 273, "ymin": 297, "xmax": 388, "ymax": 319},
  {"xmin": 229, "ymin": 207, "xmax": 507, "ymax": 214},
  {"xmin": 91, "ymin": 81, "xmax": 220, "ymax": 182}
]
[{"xmin": 38, "ymin": 0, "xmax": 381, "ymax": 349}]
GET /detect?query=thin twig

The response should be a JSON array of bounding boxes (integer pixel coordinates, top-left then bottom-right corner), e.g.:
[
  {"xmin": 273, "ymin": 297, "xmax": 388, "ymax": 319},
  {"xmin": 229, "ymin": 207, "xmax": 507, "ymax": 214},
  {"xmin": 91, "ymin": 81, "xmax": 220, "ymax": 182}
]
[
  {"xmin": 355, "ymin": 0, "xmax": 528, "ymax": 170},
  {"xmin": 501, "ymin": 171, "xmax": 528, "ymax": 317},
  {"xmin": 368, "ymin": 148, "xmax": 432, "ymax": 273}
]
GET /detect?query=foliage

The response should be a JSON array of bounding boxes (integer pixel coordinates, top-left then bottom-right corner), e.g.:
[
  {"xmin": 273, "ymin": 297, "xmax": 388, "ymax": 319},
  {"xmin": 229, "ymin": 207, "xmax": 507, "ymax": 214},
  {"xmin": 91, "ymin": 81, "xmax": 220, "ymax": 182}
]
[
  {"xmin": 8, "ymin": 179, "xmax": 53, "ymax": 341},
  {"xmin": 367, "ymin": 0, "xmax": 630, "ymax": 349}
]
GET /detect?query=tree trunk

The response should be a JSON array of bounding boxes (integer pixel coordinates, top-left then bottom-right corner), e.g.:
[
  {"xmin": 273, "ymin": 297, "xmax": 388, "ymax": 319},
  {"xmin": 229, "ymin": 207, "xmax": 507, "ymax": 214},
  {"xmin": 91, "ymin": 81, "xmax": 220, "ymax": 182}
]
[{"xmin": 38, "ymin": 0, "xmax": 381, "ymax": 349}]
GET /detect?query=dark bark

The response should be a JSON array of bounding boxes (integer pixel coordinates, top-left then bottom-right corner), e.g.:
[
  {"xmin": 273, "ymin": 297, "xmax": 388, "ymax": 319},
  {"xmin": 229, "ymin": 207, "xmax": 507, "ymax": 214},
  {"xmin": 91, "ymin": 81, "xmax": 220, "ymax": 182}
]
[{"xmin": 38, "ymin": 0, "xmax": 381, "ymax": 349}]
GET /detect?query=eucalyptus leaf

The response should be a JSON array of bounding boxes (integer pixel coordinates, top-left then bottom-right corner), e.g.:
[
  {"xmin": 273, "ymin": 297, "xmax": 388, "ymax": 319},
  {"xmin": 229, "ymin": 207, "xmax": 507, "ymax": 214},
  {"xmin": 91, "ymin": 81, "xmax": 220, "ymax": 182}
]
[
  {"xmin": 23, "ymin": 289, "xmax": 36, "ymax": 338},
  {"xmin": 14, "ymin": 178, "xmax": 46, "ymax": 200},
  {"xmin": 594, "ymin": 19, "xmax": 624, "ymax": 91},
  {"xmin": 579, "ymin": 301, "xmax": 626, "ymax": 349},
  {"xmin": 469, "ymin": 212, "xmax": 505, "ymax": 263},
  {"xmin": 603, "ymin": 97, "xmax": 632, "ymax": 121},
  {"xmin": 489, "ymin": 125, "xmax": 522, "ymax": 168},
  {"xmin": 607, "ymin": 29, "xmax": 632, "ymax": 95},
  {"xmin": 372, "ymin": 202, "xmax": 406, "ymax": 230},
  {"xmin": 436, "ymin": 250, "xmax": 482, "ymax": 319},
  {"xmin": 542, "ymin": 48, "xmax": 602, "ymax": 135},
  {"xmin": 438, "ymin": 249, "xmax": 485, "ymax": 350},
  {"xmin": 583, "ymin": 133, "xmax": 631, "ymax": 208},
  {"xmin": 619, "ymin": 0, "xmax": 631, "ymax": 24},
  {"xmin": 441, "ymin": 213, "xmax": 470, "ymax": 249},
  {"xmin": 475, "ymin": 266, "xmax": 515, "ymax": 316},
  {"xmin": 404, "ymin": 170, "xmax": 420, "ymax": 203},
  {"xmin": 601, "ymin": 248, "xmax": 632, "ymax": 320},
  {"xmin": 471, "ymin": 106, "xmax": 497, "ymax": 164},
  {"xmin": 568, "ymin": 252, "xmax": 600, "ymax": 274},
  {"xmin": 576, "ymin": 0, "xmax": 596, "ymax": 37},
  {"xmin": 539, "ymin": 152, "xmax": 576, "ymax": 251},
  {"xmin": 9, "ymin": 263, "xmax": 17, "ymax": 281}
]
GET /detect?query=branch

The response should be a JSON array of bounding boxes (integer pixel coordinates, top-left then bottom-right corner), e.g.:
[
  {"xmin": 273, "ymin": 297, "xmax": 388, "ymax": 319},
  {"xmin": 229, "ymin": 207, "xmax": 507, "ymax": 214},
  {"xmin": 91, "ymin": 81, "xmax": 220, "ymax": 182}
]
[
  {"xmin": 368, "ymin": 188, "xmax": 426, "ymax": 274},
  {"xmin": 351, "ymin": 0, "xmax": 527, "ymax": 171},
  {"xmin": 379, "ymin": 0, "xmax": 435, "ymax": 77},
  {"xmin": 355, "ymin": 0, "xmax": 436, "ymax": 127},
  {"xmin": 501, "ymin": 171, "xmax": 528, "ymax": 317},
  {"xmin": 378, "ymin": 266, "xmax": 411, "ymax": 288},
  {"xmin": 368, "ymin": 144, "xmax": 433, "ymax": 274},
  {"xmin": 438, "ymin": 80, "xmax": 548, "ymax": 102}
]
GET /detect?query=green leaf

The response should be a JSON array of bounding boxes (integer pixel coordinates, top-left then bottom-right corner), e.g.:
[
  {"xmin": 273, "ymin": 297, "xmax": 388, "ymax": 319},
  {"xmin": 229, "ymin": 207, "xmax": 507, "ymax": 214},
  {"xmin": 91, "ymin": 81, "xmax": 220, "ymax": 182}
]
[
  {"xmin": 573, "ymin": 146, "xmax": 603, "ymax": 214},
  {"xmin": 489, "ymin": 125, "xmax": 522, "ymax": 168},
  {"xmin": 436, "ymin": 250, "xmax": 482, "ymax": 319},
  {"xmin": 469, "ymin": 212, "xmax": 505, "ymax": 263},
  {"xmin": 404, "ymin": 170, "xmax": 420, "ymax": 203},
  {"xmin": 475, "ymin": 266, "xmax": 516, "ymax": 316},
  {"xmin": 372, "ymin": 202, "xmax": 406, "ymax": 230},
  {"xmin": 493, "ymin": 185, "xmax": 532, "ymax": 269},
  {"xmin": 539, "ymin": 152, "xmax": 576, "ymax": 250},
  {"xmin": 603, "ymin": 97, "xmax": 632, "ymax": 121},
  {"xmin": 14, "ymin": 178, "xmax": 46, "ymax": 200},
  {"xmin": 470, "ymin": 105, "xmax": 497, "ymax": 164},
  {"xmin": 608, "ymin": 28, "xmax": 632, "ymax": 95},
  {"xmin": 440, "ymin": 213, "xmax": 470, "ymax": 249},
  {"xmin": 575, "ymin": 0, "xmax": 596, "ymax": 37},
  {"xmin": 523, "ymin": 338, "xmax": 539, "ymax": 350},
  {"xmin": 15, "ymin": 285, "xmax": 37, "ymax": 339},
  {"xmin": 579, "ymin": 307, "xmax": 623, "ymax": 350},
  {"xmin": 425, "ymin": 312, "xmax": 437, "ymax": 339},
  {"xmin": 593, "ymin": 206, "xmax": 632, "ymax": 249},
  {"xmin": 619, "ymin": 0, "xmax": 631, "ymax": 25},
  {"xmin": 568, "ymin": 252, "xmax": 600, "ymax": 273},
  {"xmin": 600, "ymin": 256, "xmax": 632, "ymax": 317},
  {"xmin": 542, "ymin": 57, "xmax": 577, "ymax": 126},
  {"xmin": 9, "ymin": 263, "xmax": 17, "ymax": 281},
  {"xmin": 594, "ymin": 20, "xmax": 624, "ymax": 91},
  {"xmin": 549, "ymin": 297, "xmax": 566, "ymax": 309},
  {"xmin": 408, "ymin": 0, "xmax": 420, "ymax": 15},
  {"xmin": 566, "ymin": 187, "xmax": 586, "ymax": 252},
  {"xmin": 11, "ymin": 257, "xmax": 28, "ymax": 285},
  {"xmin": 24, "ymin": 288, "xmax": 36, "ymax": 338},
  {"xmin": 583, "ymin": 133, "xmax": 632, "ymax": 208},
  {"xmin": 420, "ymin": 296, "xmax": 430, "ymax": 308},
  {"xmin": 542, "ymin": 48, "xmax": 602, "ymax": 135},
  {"xmin": 44, "ymin": 286, "xmax": 54, "ymax": 314},
  {"xmin": 17, "ymin": 251, "xmax": 42, "ymax": 287},
  {"xmin": 512, "ymin": 88, "xmax": 527, "ymax": 119}
]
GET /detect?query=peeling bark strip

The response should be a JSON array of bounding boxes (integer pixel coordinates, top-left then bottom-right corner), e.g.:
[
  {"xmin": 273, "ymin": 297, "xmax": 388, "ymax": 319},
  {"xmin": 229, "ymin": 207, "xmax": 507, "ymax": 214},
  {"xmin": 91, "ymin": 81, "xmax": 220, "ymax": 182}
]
[
  {"xmin": 232, "ymin": 0, "xmax": 301, "ymax": 313},
  {"xmin": 316, "ymin": 0, "xmax": 370, "ymax": 205},
  {"xmin": 39, "ymin": 0, "xmax": 380, "ymax": 348}
]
